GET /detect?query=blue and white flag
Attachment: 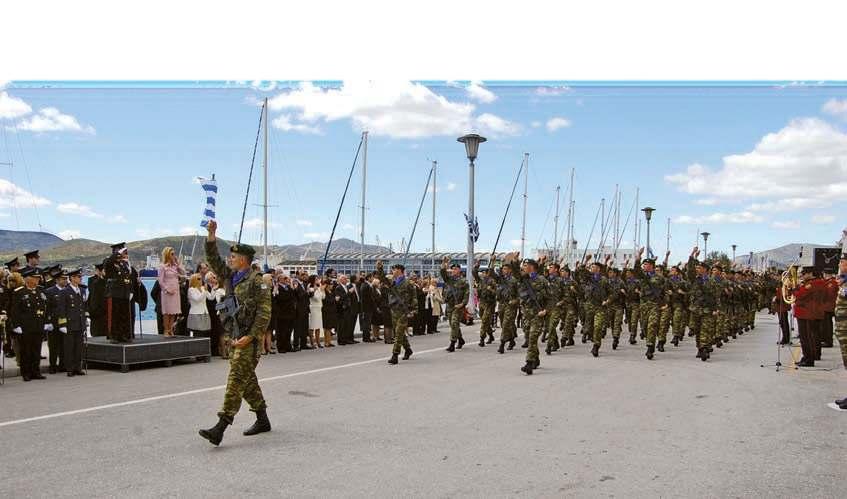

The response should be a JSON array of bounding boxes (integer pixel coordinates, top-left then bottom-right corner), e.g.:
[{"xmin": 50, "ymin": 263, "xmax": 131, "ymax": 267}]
[
  {"xmin": 197, "ymin": 176, "xmax": 218, "ymax": 228},
  {"xmin": 464, "ymin": 213, "xmax": 479, "ymax": 243}
]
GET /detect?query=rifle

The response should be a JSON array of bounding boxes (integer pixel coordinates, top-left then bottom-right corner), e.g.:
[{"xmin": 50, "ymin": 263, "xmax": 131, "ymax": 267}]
[{"xmin": 216, "ymin": 294, "xmax": 242, "ymax": 339}]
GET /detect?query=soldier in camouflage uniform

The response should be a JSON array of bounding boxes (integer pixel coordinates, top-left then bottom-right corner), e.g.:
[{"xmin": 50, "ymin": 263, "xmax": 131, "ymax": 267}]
[
  {"xmin": 632, "ymin": 248, "xmax": 666, "ymax": 360},
  {"xmin": 576, "ymin": 256, "xmax": 610, "ymax": 357},
  {"xmin": 710, "ymin": 264, "xmax": 728, "ymax": 349},
  {"xmin": 375, "ymin": 260, "xmax": 418, "ymax": 364},
  {"xmin": 604, "ymin": 266, "xmax": 626, "ymax": 350},
  {"xmin": 505, "ymin": 253, "xmax": 550, "ymax": 375},
  {"xmin": 542, "ymin": 261, "xmax": 565, "ymax": 355},
  {"xmin": 834, "ymin": 256, "xmax": 847, "ymax": 378},
  {"xmin": 624, "ymin": 268, "xmax": 641, "ymax": 345},
  {"xmin": 666, "ymin": 264, "xmax": 689, "ymax": 347},
  {"xmin": 558, "ymin": 266, "xmax": 579, "ymax": 347},
  {"xmin": 686, "ymin": 247, "xmax": 717, "ymax": 361},
  {"xmin": 441, "ymin": 256, "xmax": 469, "ymax": 352},
  {"xmin": 490, "ymin": 256, "xmax": 520, "ymax": 353},
  {"xmin": 199, "ymin": 220, "xmax": 272, "ymax": 446},
  {"xmin": 473, "ymin": 261, "xmax": 497, "ymax": 347}
]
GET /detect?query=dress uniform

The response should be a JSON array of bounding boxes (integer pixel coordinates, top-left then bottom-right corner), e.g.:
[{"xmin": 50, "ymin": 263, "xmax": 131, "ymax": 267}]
[
  {"xmin": 9, "ymin": 267, "xmax": 48, "ymax": 381},
  {"xmin": 44, "ymin": 270, "xmax": 69, "ymax": 373},
  {"xmin": 102, "ymin": 243, "xmax": 136, "ymax": 343},
  {"xmin": 87, "ymin": 264, "xmax": 107, "ymax": 337},
  {"xmin": 56, "ymin": 269, "xmax": 88, "ymax": 376}
]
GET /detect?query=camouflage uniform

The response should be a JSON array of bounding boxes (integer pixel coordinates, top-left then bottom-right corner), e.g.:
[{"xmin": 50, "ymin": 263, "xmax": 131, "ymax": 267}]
[
  {"xmin": 440, "ymin": 265, "xmax": 469, "ymax": 342},
  {"xmin": 577, "ymin": 267, "xmax": 609, "ymax": 347},
  {"xmin": 835, "ymin": 273, "xmax": 847, "ymax": 369},
  {"xmin": 543, "ymin": 268, "xmax": 564, "ymax": 352},
  {"xmin": 625, "ymin": 275, "xmax": 641, "ymax": 342},
  {"xmin": 473, "ymin": 266, "xmax": 498, "ymax": 343},
  {"xmin": 666, "ymin": 274, "xmax": 689, "ymax": 342},
  {"xmin": 375, "ymin": 264, "xmax": 418, "ymax": 355},
  {"xmin": 206, "ymin": 241, "xmax": 272, "ymax": 421},
  {"xmin": 492, "ymin": 266, "xmax": 519, "ymax": 343},
  {"xmin": 559, "ymin": 275, "xmax": 580, "ymax": 344},
  {"xmin": 686, "ymin": 256, "xmax": 718, "ymax": 357},
  {"xmin": 633, "ymin": 257, "xmax": 666, "ymax": 352},
  {"xmin": 509, "ymin": 260, "xmax": 550, "ymax": 366},
  {"xmin": 605, "ymin": 274, "xmax": 626, "ymax": 341}
]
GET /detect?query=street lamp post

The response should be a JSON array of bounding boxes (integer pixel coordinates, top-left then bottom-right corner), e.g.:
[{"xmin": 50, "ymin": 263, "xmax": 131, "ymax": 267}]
[
  {"xmin": 731, "ymin": 244, "xmax": 737, "ymax": 263},
  {"xmin": 458, "ymin": 132, "xmax": 487, "ymax": 316},
  {"xmin": 641, "ymin": 207, "xmax": 655, "ymax": 258},
  {"xmin": 701, "ymin": 232, "xmax": 711, "ymax": 258}
]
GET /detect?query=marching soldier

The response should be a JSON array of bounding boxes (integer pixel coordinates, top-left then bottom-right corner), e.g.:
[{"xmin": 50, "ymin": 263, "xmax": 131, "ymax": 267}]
[
  {"xmin": 504, "ymin": 252, "xmax": 549, "ymax": 375},
  {"xmin": 374, "ymin": 260, "xmax": 417, "ymax": 364},
  {"xmin": 472, "ymin": 261, "xmax": 497, "ymax": 347},
  {"xmin": 56, "ymin": 268, "xmax": 88, "ymax": 377},
  {"xmin": 102, "ymin": 243, "xmax": 136, "ymax": 343},
  {"xmin": 605, "ymin": 265, "xmax": 626, "ymax": 350},
  {"xmin": 9, "ymin": 267, "xmax": 48, "ymax": 381},
  {"xmin": 440, "ymin": 256, "xmax": 469, "ymax": 352},
  {"xmin": 667, "ymin": 264, "xmax": 689, "ymax": 347},
  {"xmin": 710, "ymin": 263, "xmax": 728, "ymax": 349},
  {"xmin": 542, "ymin": 261, "xmax": 565, "ymax": 355},
  {"xmin": 686, "ymin": 247, "xmax": 716, "ymax": 361},
  {"xmin": 199, "ymin": 220, "xmax": 272, "ymax": 446},
  {"xmin": 633, "ymin": 247, "xmax": 666, "ymax": 360},
  {"xmin": 624, "ymin": 267, "xmax": 641, "ymax": 345},
  {"xmin": 490, "ymin": 255, "xmax": 520, "ymax": 354},
  {"xmin": 833, "ymin": 255, "xmax": 847, "ymax": 373},
  {"xmin": 558, "ymin": 265, "xmax": 579, "ymax": 347},
  {"xmin": 577, "ymin": 256, "xmax": 610, "ymax": 357}
]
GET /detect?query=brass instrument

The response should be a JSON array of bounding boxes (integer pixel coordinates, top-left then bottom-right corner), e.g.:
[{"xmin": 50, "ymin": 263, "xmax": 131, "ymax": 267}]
[{"xmin": 781, "ymin": 265, "xmax": 799, "ymax": 305}]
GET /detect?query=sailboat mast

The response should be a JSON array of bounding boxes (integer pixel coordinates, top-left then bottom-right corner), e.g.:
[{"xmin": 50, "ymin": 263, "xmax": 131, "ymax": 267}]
[
  {"xmin": 565, "ymin": 168, "xmax": 574, "ymax": 263},
  {"xmin": 360, "ymin": 131, "xmax": 368, "ymax": 272},
  {"xmin": 432, "ymin": 160, "xmax": 437, "ymax": 276},
  {"xmin": 262, "ymin": 97, "xmax": 269, "ymax": 269},
  {"xmin": 553, "ymin": 185, "xmax": 560, "ymax": 261},
  {"xmin": 520, "ymin": 153, "xmax": 529, "ymax": 256},
  {"xmin": 634, "ymin": 187, "xmax": 640, "ymax": 251}
]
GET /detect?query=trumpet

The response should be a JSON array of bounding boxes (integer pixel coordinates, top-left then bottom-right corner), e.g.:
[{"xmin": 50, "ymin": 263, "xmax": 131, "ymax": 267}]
[{"xmin": 781, "ymin": 265, "xmax": 799, "ymax": 305}]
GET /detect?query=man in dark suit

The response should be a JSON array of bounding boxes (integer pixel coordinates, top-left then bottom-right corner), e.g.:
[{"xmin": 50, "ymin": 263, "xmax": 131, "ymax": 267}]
[
  {"xmin": 274, "ymin": 273, "xmax": 296, "ymax": 353},
  {"xmin": 335, "ymin": 274, "xmax": 353, "ymax": 344},
  {"xmin": 56, "ymin": 268, "xmax": 88, "ymax": 376},
  {"xmin": 44, "ymin": 269, "xmax": 68, "ymax": 374},
  {"xmin": 359, "ymin": 273, "xmax": 376, "ymax": 342},
  {"xmin": 292, "ymin": 273, "xmax": 310, "ymax": 350}
]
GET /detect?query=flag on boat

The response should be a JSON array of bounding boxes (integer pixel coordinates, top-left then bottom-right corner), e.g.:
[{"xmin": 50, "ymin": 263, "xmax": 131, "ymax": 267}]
[
  {"xmin": 197, "ymin": 175, "xmax": 218, "ymax": 228},
  {"xmin": 464, "ymin": 213, "xmax": 479, "ymax": 243}
]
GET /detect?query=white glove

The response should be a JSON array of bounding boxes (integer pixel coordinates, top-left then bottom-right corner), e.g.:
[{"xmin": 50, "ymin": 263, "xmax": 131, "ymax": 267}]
[
  {"xmin": 129, "ymin": 293, "xmax": 134, "ymax": 301},
  {"xmin": 44, "ymin": 324, "xmax": 54, "ymax": 332},
  {"xmin": 13, "ymin": 326, "xmax": 22, "ymax": 334},
  {"xmin": 86, "ymin": 318, "xmax": 91, "ymax": 327},
  {"xmin": 59, "ymin": 327, "xmax": 67, "ymax": 334}
]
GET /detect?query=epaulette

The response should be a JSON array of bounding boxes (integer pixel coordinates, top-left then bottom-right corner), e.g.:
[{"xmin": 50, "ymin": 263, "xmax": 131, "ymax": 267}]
[{"xmin": 14, "ymin": 286, "xmax": 24, "ymax": 292}]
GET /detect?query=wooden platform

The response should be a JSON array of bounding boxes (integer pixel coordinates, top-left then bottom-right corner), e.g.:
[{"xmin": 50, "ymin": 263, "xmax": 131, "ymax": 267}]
[{"xmin": 84, "ymin": 335, "xmax": 211, "ymax": 373}]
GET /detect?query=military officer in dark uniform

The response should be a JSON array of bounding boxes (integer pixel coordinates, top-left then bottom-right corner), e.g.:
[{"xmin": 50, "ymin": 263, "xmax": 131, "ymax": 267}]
[
  {"xmin": 5, "ymin": 257, "xmax": 20, "ymax": 274},
  {"xmin": 2, "ymin": 258, "xmax": 19, "ymax": 358},
  {"xmin": 45, "ymin": 268, "xmax": 69, "ymax": 373},
  {"xmin": 87, "ymin": 264, "xmax": 107, "ymax": 337},
  {"xmin": 56, "ymin": 268, "xmax": 88, "ymax": 377},
  {"xmin": 9, "ymin": 267, "xmax": 48, "ymax": 381},
  {"xmin": 23, "ymin": 250, "xmax": 40, "ymax": 274},
  {"xmin": 102, "ymin": 242, "xmax": 136, "ymax": 343}
]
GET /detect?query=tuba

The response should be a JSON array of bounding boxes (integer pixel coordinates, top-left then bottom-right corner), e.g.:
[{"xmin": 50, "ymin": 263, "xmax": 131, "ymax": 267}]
[{"xmin": 781, "ymin": 265, "xmax": 799, "ymax": 305}]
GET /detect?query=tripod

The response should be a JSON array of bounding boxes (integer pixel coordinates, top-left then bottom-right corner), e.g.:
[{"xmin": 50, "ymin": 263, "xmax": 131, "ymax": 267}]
[{"xmin": 761, "ymin": 312, "xmax": 798, "ymax": 371}]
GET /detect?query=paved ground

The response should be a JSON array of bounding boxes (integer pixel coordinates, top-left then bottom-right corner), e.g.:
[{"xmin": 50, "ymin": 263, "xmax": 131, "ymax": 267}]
[{"xmin": 2, "ymin": 312, "xmax": 845, "ymax": 498}]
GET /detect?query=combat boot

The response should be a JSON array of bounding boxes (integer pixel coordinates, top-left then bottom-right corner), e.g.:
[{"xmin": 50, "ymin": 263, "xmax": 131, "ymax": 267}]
[
  {"xmin": 671, "ymin": 336, "xmax": 679, "ymax": 347},
  {"xmin": 545, "ymin": 343, "xmax": 552, "ymax": 355},
  {"xmin": 640, "ymin": 332, "xmax": 645, "ymax": 339},
  {"xmin": 835, "ymin": 396, "xmax": 847, "ymax": 406},
  {"xmin": 645, "ymin": 344, "xmax": 655, "ymax": 360},
  {"xmin": 457, "ymin": 337, "xmax": 466, "ymax": 349},
  {"xmin": 541, "ymin": 332, "xmax": 547, "ymax": 343},
  {"xmin": 532, "ymin": 359, "xmax": 540, "ymax": 369},
  {"xmin": 498, "ymin": 341, "xmax": 505, "ymax": 354},
  {"xmin": 446, "ymin": 341, "xmax": 456, "ymax": 352},
  {"xmin": 388, "ymin": 353, "xmax": 399, "ymax": 364},
  {"xmin": 199, "ymin": 415, "xmax": 232, "ymax": 446},
  {"xmin": 521, "ymin": 361, "xmax": 534, "ymax": 375},
  {"xmin": 402, "ymin": 347, "xmax": 413, "ymax": 360},
  {"xmin": 581, "ymin": 333, "xmax": 588, "ymax": 344},
  {"xmin": 700, "ymin": 348, "xmax": 710, "ymax": 361},
  {"xmin": 521, "ymin": 339, "xmax": 528, "ymax": 348},
  {"xmin": 591, "ymin": 344, "xmax": 599, "ymax": 357},
  {"xmin": 612, "ymin": 337, "xmax": 619, "ymax": 350},
  {"xmin": 508, "ymin": 338, "xmax": 516, "ymax": 350},
  {"xmin": 629, "ymin": 333, "xmax": 637, "ymax": 345},
  {"xmin": 657, "ymin": 340, "xmax": 665, "ymax": 352},
  {"xmin": 696, "ymin": 348, "xmax": 703, "ymax": 359},
  {"xmin": 715, "ymin": 338, "xmax": 723, "ymax": 348},
  {"xmin": 487, "ymin": 332, "xmax": 495, "ymax": 344},
  {"xmin": 243, "ymin": 409, "xmax": 271, "ymax": 436},
  {"xmin": 478, "ymin": 338, "xmax": 486, "ymax": 347}
]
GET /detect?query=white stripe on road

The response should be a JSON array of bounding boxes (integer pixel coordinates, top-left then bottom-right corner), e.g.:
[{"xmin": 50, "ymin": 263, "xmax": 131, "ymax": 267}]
[{"xmin": 0, "ymin": 344, "xmax": 454, "ymax": 428}]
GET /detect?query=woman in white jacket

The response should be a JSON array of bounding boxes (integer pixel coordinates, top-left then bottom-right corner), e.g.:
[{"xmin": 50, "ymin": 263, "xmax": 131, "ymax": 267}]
[
  {"xmin": 306, "ymin": 275, "xmax": 325, "ymax": 349},
  {"xmin": 187, "ymin": 273, "xmax": 213, "ymax": 338}
]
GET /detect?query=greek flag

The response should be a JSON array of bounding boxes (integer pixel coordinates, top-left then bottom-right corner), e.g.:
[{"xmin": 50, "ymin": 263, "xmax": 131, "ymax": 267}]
[
  {"xmin": 197, "ymin": 176, "xmax": 218, "ymax": 228},
  {"xmin": 464, "ymin": 213, "xmax": 479, "ymax": 243}
]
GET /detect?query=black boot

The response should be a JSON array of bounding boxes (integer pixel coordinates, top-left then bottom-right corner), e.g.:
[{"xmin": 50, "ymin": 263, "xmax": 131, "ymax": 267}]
[
  {"xmin": 457, "ymin": 337, "xmax": 465, "ymax": 349},
  {"xmin": 581, "ymin": 334, "xmax": 588, "ymax": 344},
  {"xmin": 508, "ymin": 339, "xmax": 516, "ymax": 350},
  {"xmin": 199, "ymin": 416, "xmax": 232, "ymax": 446},
  {"xmin": 243, "ymin": 409, "xmax": 271, "ymax": 436},
  {"xmin": 521, "ymin": 339, "xmax": 528, "ymax": 348},
  {"xmin": 479, "ymin": 338, "xmax": 486, "ymax": 347},
  {"xmin": 591, "ymin": 344, "xmax": 599, "ymax": 357},
  {"xmin": 657, "ymin": 340, "xmax": 665, "ymax": 352},
  {"xmin": 498, "ymin": 341, "xmax": 505, "ymax": 354},
  {"xmin": 487, "ymin": 333, "xmax": 494, "ymax": 344},
  {"xmin": 566, "ymin": 337, "xmax": 575, "ymax": 346},
  {"xmin": 715, "ymin": 339, "xmax": 723, "ymax": 348},
  {"xmin": 700, "ymin": 348, "xmax": 710, "ymax": 361},
  {"xmin": 402, "ymin": 347, "xmax": 413, "ymax": 360},
  {"xmin": 521, "ymin": 361, "xmax": 534, "ymax": 375},
  {"xmin": 446, "ymin": 341, "xmax": 456, "ymax": 352},
  {"xmin": 545, "ymin": 344, "xmax": 552, "ymax": 355},
  {"xmin": 696, "ymin": 348, "xmax": 703, "ymax": 359},
  {"xmin": 629, "ymin": 333, "xmax": 636, "ymax": 345},
  {"xmin": 612, "ymin": 337, "xmax": 619, "ymax": 350},
  {"xmin": 671, "ymin": 336, "xmax": 679, "ymax": 347},
  {"xmin": 388, "ymin": 353, "xmax": 399, "ymax": 364},
  {"xmin": 646, "ymin": 344, "xmax": 655, "ymax": 360}
]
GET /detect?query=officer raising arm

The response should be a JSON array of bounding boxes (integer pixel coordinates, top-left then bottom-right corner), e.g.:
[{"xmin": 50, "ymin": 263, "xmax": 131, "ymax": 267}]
[{"xmin": 199, "ymin": 219, "xmax": 273, "ymax": 446}]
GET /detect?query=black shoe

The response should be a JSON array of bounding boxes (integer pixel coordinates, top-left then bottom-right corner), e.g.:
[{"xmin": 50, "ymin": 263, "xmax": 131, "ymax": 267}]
[
  {"xmin": 688, "ymin": 331, "xmax": 695, "ymax": 337},
  {"xmin": 402, "ymin": 348, "xmax": 412, "ymax": 360},
  {"xmin": 565, "ymin": 338, "xmax": 575, "ymax": 346},
  {"xmin": 32, "ymin": 373, "xmax": 46, "ymax": 380},
  {"xmin": 838, "ymin": 401, "xmax": 847, "ymax": 410},
  {"xmin": 640, "ymin": 332, "xmax": 645, "ymax": 339},
  {"xmin": 351, "ymin": 340, "xmax": 360, "ymax": 344},
  {"xmin": 487, "ymin": 333, "xmax": 494, "ymax": 344},
  {"xmin": 4, "ymin": 350, "xmax": 15, "ymax": 358},
  {"xmin": 657, "ymin": 341, "xmax": 665, "ymax": 352},
  {"xmin": 67, "ymin": 372, "xmax": 75, "ymax": 377},
  {"xmin": 696, "ymin": 348, "xmax": 703, "ymax": 359},
  {"xmin": 521, "ymin": 361, "xmax": 534, "ymax": 375},
  {"xmin": 199, "ymin": 416, "xmax": 231, "ymax": 446},
  {"xmin": 388, "ymin": 353, "xmax": 399, "ymax": 365},
  {"xmin": 612, "ymin": 337, "xmax": 619, "ymax": 350},
  {"xmin": 545, "ymin": 344, "xmax": 552, "ymax": 355},
  {"xmin": 715, "ymin": 339, "xmax": 723, "ymax": 348},
  {"xmin": 22, "ymin": 375, "xmax": 31, "ymax": 382},
  {"xmin": 49, "ymin": 366, "xmax": 57, "ymax": 374},
  {"xmin": 629, "ymin": 334, "xmax": 637, "ymax": 345},
  {"xmin": 446, "ymin": 341, "xmax": 456, "ymax": 352},
  {"xmin": 243, "ymin": 409, "xmax": 271, "ymax": 436},
  {"xmin": 521, "ymin": 341, "xmax": 528, "ymax": 349},
  {"xmin": 646, "ymin": 345, "xmax": 655, "ymax": 360},
  {"xmin": 797, "ymin": 359, "xmax": 815, "ymax": 367},
  {"xmin": 581, "ymin": 334, "xmax": 588, "ymax": 344},
  {"xmin": 508, "ymin": 339, "xmax": 516, "ymax": 350},
  {"xmin": 671, "ymin": 336, "xmax": 679, "ymax": 347},
  {"xmin": 75, "ymin": 370, "xmax": 86, "ymax": 375},
  {"xmin": 591, "ymin": 344, "xmax": 599, "ymax": 357},
  {"xmin": 479, "ymin": 339, "xmax": 486, "ymax": 347},
  {"xmin": 532, "ymin": 359, "xmax": 540, "ymax": 369},
  {"xmin": 836, "ymin": 397, "xmax": 847, "ymax": 405},
  {"xmin": 701, "ymin": 348, "xmax": 710, "ymax": 361},
  {"xmin": 498, "ymin": 342, "xmax": 505, "ymax": 354},
  {"xmin": 457, "ymin": 337, "xmax": 465, "ymax": 349}
]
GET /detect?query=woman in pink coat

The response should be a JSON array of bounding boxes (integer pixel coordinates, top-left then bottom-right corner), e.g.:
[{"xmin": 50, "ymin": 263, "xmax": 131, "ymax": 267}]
[{"xmin": 158, "ymin": 246, "xmax": 185, "ymax": 336}]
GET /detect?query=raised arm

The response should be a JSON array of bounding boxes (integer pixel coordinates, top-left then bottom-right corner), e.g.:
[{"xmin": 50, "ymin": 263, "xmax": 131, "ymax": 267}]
[{"xmin": 204, "ymin": 220, "xmax": 231, "ymax": 283}]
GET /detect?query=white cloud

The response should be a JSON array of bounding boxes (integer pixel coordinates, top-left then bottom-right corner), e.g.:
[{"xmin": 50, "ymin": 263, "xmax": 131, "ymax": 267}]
[
  {"xmin": 466, "ymin": 81, "xmax": 496, "ymax": 103},
  {"xmin": 251, "ymin": 80, "xmax": 278, "ymax": 92},
  {"xmin": 811, "ymin": 214, "xmax": 835, "ymax": 224},
  {"xmin": 295, "ymin": 219, "xmax": 313, "ymax": 226},
  {"xmin": 695, "ymin": 198, "xmax": 719, "ymax": 206},
  {"xmin": 271, "ymin": 114, "xmax": 322, "ymax": 135},
  {"xmin": 135, "ymin": 227, "xmax": 174, "ymax": 239},
  {"xmin": 268, "ymin": 81, "xmax": 520, "ymax": 139},
  {"xmin": 531, "ymin": 121, "xmax": 541, "ymax": 128},
  {"xmin": 58, "ymin": 229, "xmax": 81, "ymax": 240},
  {"xmin": 823, "ymin": 98, "xmax": 847, "ymax": 119},
  {"xmin": 241, "ymin": 217, "xmax": 282, "ymax": 230},
  {"xmin": 57, "ymin": 202, "xmax": 100, "ymax": 218},
  {"xmin": 14, "ymin": 107, "xmax": 95, "ymax": 134},
  {"xmin": 535, "ymin": 86, "xmax": 572, "ymax": 97},
  {"xmin": 446, "ymin": 182, "xmax": 457, "ymax": 191},
  {"xmin": 303, "ymin": 232, "xmax": 329, "ymax": 240},
  {"xmin": 109, "ymin": 214, "xmax": 128, "ymax": 224},
  {"xmin": 0, "ymin": 179, "xmax": 51, "ymax": 209},
  {"xmin": 747, "ymin": 198, "xmax": 827, "ymax": 212},
  {"xmin": 342, "ymin": 223, "xmax": 355, "ymax": 230},
  {"xmin": 509, "ymin": 239, "xmax": 524, "ymax": 248},
  {"xmin": 179, "ymin": 226, "xmax": 197, "ymax": 236},
  {"xmin": 546, "ymin": 117, "xmax": 571, "ymax": 132},
  {"xmin": 771, "ymin": 221, "xmax": 801, "ymax": 229},
  {"xmin": 665, "ymin": 118, "xmax": 847, "ymax": 210},
  {"xmin": 674, "ymin": 211, "xmax": 765, "ymax": 225},
  {"xmin": 0, "ymin": 91, "xmax": 32, "ymax": 119}
]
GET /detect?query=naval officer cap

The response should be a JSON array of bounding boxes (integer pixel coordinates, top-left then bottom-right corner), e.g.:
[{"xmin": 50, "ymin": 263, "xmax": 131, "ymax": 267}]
[
  {"xmin": 20, "ymin": 267, "xmax": 41, "ymax": 278},
  {"xmin": 4, "ymin": 257, "xmax": 19, "ymax": 269},
  {"xmin": 67, "ymin": 268, "xmax": 83, "ymax": 278},
  {"xmin": 111, "ymin": 242, "xmax": 127, "ymax": 254},
  {"xmin": 24, "ymin": 250, "xmax": 40, "ymax": 260},
  {"xmin": 230, "ymin": 243, "xmax": 256, "ymax": 258}
]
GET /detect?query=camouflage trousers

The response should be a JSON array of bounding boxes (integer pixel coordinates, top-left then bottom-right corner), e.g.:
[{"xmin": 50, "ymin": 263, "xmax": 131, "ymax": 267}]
[
  {"xmin": 447, "ymin": 305, "xmax": 464, "ymax": 341},
  {"xmin": 479, "ymin": 301, "xmax": 496, "ymax": 339},
  {"xmin": 560, "ymin": 306, "xmax": 578, "ymax": 340},
  {"xmin": 545, "ymin": 307, "xmax": 563, "ymax": 346},
  {"xmin": 689, "ymin": 308, "xmax": 715, "ymax": 348},
  {"xmin": 219, "ymin": 341, "xmax": 267, "ymax": 420},
  {"xmin": 639, "ymin": 301, "xmax": 661, "ymax": 346},
  {"xmin": 500, "ymin": 305, "xmax": 518, "ymax": 342},
  {"xmin": 716, "ymin": 309, "xmax": 729, "ymax": 340},
  {"xmin": 391, "ymin": 312, "xmax": 411, "ymax": 355},
  {"xmin": 583, "ymin": 303, "xmax": 606, "ymax": 346},
  {"xmin": 525, "ymin": 311, "xmax": 547, "ymax": 363},
  {"xmin": 659, "ymin": 306, "xmax": 671, "ymax": 342},
  {"xmin": 835, "ymin": 305, "xmax": 847, "ymax": 369},
  {"xmin": 671, "ymin": 304, "xmax": 686, "ymax": 338},
  {"xmin": 607, "ymin": 306, "xmax": 624, "ymax": 339},
  {"xmin": 627, "ymin": 304, "xmax": 640, "ymax": 335}
]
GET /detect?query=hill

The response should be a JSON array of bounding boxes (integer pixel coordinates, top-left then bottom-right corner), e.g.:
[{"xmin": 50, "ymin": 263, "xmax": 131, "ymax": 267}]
[
  {"xmin": 0, "ymin": 229, "xmax": 64, "ymax": 253},
  {"xmin": 732, "ymin": 242, "xmax": 837, "ymax": 269}
]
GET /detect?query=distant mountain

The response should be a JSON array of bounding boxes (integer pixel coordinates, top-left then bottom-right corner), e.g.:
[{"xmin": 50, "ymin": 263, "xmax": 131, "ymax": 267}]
[
  {"xmin": 0, "ymin": 229, "xmax": 64, "ymax": 253},
  {"xmin": 732, "ymin": 242, "xmax": 838, "ymax": 269}
]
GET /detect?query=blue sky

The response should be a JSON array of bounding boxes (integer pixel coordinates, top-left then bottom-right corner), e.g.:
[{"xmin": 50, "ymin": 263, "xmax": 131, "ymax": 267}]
[{"xmin": 1, "ymin": 81, "xmax": 846, "ymax": 261}]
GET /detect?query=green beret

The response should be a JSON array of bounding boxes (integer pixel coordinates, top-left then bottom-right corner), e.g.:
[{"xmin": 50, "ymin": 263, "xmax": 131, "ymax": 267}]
[{"xmin": 230, "ymin": 243, "xmax": 256, "ymax": 258}]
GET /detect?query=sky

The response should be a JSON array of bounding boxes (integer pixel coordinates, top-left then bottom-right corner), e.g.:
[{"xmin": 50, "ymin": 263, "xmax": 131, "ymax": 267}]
[{"xmin": 1, "ymin": 80, "xmax": 846, "ymax": 262}]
